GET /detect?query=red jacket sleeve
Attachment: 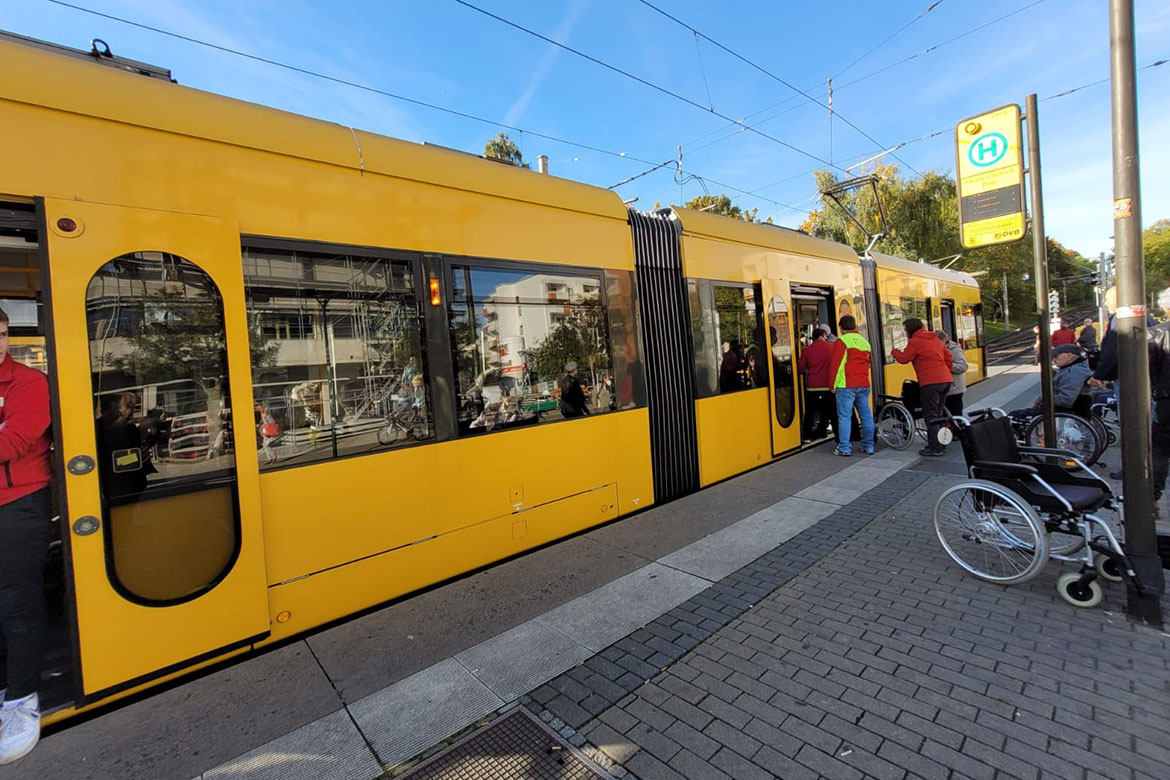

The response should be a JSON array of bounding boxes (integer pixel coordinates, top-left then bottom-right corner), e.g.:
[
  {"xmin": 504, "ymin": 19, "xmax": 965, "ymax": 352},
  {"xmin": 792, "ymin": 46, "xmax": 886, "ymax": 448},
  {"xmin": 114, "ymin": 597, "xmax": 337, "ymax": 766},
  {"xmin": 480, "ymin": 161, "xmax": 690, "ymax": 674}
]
[
  {"xmin": 797, "ymin": 350, "xmax": 808, "ymax": 374},
  {"xmin": 0, "ymin": 369, "xmax": 51, "ymax": 464},
  {"xmin": 891, "ymin": 339, "xmax": 915, "ymax": 364},
  {"xmin": 828, "ymin": 339, "xmax": 847, "ymax": 385}
]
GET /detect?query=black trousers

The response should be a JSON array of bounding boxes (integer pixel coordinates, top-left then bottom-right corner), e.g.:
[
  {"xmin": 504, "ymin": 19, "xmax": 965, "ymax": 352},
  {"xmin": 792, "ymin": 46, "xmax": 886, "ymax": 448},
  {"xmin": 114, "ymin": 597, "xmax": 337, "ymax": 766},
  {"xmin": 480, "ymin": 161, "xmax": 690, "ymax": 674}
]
[
  {"xmin": 920, "ymin": 382, "xmax": 951, "ymax": 452},
  {"xmin": 802, "ymin": 390, "xmax": 836, "ymax": 440},
  {"xmin": 1152, "ymin": 399, "xmax": 1170, "ymax": 501},
  {"xmin": 945, "ymin": 393, "xmax": 964, "ymax": 417},
  {"xmin": 0, "ymin": 487, "xmax": 52, "ymax": 699}
]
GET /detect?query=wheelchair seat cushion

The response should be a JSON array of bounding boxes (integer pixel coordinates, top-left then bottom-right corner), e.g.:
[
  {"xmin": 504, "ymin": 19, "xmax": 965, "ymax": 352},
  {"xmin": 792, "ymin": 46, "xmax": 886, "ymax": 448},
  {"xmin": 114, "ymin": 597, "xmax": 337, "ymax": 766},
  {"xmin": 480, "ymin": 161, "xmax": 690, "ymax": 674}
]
[{"xmin": 1050, "ymin": 483, "xmax": 1106, "ymax": 510}]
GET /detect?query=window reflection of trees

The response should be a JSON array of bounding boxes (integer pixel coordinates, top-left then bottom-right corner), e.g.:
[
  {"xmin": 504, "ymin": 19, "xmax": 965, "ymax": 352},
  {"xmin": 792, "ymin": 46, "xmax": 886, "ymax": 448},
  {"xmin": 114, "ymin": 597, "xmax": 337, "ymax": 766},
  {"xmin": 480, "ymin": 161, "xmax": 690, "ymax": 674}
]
[{"xmin": 449, "ymin": 265, "xmax": 615, "ymax": 434}]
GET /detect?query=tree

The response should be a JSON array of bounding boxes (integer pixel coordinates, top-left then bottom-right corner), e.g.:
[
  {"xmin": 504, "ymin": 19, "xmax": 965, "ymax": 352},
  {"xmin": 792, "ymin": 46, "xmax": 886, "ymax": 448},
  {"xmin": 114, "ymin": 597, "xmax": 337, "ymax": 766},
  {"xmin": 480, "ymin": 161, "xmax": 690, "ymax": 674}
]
[
  {"xmin": 483, "ymin": 132, "xmax": 529, "ymax": 169},
  {"xmin": 805, "ymin": 164, "xmax": 1096, "ymax": 323},
  {"xmin": 1145, "ymin": 219, "xmax": 1170, "ymax": 291},
  {"xmin": 522, "ymin": 298, "xmax": 609, "ymax": 386},
  {"xmin": 683, "ymin": 194, "xmax": 772, "ymax": 224}
]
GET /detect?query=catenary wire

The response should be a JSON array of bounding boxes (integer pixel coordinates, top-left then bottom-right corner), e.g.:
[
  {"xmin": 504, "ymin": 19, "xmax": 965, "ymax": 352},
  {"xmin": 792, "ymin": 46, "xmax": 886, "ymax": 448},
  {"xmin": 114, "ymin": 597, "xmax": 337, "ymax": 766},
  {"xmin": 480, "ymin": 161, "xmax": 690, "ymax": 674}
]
[
  {"xmin": 450, "ymin": 0, "xmax": 846, "ymax": 172},
  {"xmin": 635, "ymin": 0, "xmax": 924, "ymax": 177},
  {"xmin": 670, "ymin": 0, "xmax": 1052, "ymax": 161},
  {"xmin": 39, "ymin": 0, "xmax": 806, "ymax": 212},
  {"xmin": 830, "ymin": 0, "xmax": 946, "ymax": 81}
]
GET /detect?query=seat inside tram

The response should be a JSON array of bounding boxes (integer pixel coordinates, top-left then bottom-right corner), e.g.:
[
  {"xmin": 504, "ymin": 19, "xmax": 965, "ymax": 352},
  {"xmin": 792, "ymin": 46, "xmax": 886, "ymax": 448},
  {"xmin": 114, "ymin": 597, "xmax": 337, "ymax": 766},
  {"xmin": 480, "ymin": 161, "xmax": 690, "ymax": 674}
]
[{"xmin": 0, "ymin": 201, "xmax": 74, "ymax": 712}]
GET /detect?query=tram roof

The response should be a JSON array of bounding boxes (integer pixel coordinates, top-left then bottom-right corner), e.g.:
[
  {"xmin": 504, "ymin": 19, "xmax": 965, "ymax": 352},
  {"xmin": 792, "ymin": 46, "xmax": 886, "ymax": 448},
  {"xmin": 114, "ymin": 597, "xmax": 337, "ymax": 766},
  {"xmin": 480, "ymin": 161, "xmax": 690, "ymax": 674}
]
[
  {"xmin": 668, "ymin": 207, "xmax": 861, "ymax": 264},
  {"xmin": 0, "ymin": 38, "xmax": 629, "ymax": 222},
  {"xmin": 869, "ymin": 251, "xmax": 979, "ymax": 287}
]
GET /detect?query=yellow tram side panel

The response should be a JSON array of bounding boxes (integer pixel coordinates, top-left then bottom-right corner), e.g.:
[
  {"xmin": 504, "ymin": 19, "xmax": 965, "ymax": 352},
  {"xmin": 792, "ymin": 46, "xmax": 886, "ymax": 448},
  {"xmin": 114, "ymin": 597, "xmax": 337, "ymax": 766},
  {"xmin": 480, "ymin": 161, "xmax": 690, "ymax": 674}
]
[
  {"xmin": 872, "ymin": 253, "xmax": 983, "ymax": 393},
  {"xmin": 672, "ymin": 209, "xmax": 865, "ymax": 485},
  {"xmin": 1, "ymin": 40, "xmax": 655, "ymax": 678},
  {"xmin": 0, "ymin": 40, "xmax": 631, "ymax": 264},
  {"xmin": 944, "ymin": 281, "xmax": 987, "ymax": 384}
]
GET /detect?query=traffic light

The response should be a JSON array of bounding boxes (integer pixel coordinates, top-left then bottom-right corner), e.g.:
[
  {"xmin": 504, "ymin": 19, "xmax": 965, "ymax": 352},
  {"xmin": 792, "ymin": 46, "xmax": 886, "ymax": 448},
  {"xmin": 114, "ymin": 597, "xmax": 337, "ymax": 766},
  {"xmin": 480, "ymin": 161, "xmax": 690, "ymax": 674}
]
[
  {"xmin": 1088, "ymin": 272, "xmax": 1100, "ymax": 285},
  {"xmin": 1048, "ymin": 290, "xmax": 1060, "ymax": 312}
]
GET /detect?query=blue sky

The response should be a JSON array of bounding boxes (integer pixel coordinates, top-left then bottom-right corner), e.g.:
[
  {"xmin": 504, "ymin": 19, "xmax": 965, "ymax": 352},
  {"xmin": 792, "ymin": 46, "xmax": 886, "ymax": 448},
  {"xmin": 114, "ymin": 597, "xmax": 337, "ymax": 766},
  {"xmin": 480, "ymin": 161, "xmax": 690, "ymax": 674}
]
[{"xmin": 4, "ymin": 0, "xmax": 1168, "ymax": 259}]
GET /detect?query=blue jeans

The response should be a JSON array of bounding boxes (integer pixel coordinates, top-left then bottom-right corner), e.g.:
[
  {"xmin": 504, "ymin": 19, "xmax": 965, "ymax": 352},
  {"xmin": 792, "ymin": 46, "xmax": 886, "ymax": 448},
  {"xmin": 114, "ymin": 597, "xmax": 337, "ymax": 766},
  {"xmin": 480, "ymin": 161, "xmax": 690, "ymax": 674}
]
[{"xmin": 835, "ymin": 387, "xmax": 875, "ymax": 454}]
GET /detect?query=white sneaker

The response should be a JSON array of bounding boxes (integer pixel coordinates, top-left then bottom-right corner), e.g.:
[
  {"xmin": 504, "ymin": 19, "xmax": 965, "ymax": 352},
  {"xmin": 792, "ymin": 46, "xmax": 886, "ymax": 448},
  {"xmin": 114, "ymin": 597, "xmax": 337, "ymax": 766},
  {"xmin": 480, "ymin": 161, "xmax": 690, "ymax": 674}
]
[{"xmin": 0, "ymin": 693, "xmax": 40, "ymax": 765}]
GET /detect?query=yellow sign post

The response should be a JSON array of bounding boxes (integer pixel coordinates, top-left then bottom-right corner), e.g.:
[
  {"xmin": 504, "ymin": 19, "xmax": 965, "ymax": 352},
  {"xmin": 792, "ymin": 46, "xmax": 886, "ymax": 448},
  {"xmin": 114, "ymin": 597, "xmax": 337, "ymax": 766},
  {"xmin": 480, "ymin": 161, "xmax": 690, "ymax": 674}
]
[{"xmin": 955, "ymin": 104, "xmax": 1026, "ymax": 248}]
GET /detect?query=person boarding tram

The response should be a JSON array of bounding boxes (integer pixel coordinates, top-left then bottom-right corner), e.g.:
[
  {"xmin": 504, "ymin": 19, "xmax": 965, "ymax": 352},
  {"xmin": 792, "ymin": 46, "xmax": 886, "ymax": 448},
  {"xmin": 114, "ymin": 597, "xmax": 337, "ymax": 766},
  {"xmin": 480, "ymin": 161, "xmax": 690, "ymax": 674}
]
[
  {"xmin": 892, "ymin": 318, "xmax": 953, "ymax": 457},
  {"xmin": 937, "ymin": 330, "xmax": 969, "ymax": 416},
  {"xmin": 0, "ymin": 308, "xmax": 53, "ymax": 764},
  {"xmin": 797, "ymin": 327, "xmax": 835, "ymax": 442}
]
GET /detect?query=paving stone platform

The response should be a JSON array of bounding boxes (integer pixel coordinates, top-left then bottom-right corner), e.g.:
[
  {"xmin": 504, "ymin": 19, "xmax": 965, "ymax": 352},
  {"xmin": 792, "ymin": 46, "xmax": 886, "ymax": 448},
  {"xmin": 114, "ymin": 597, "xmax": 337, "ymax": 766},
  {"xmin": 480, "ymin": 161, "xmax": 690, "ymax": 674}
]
[{"xmin": 548, "ymin": 472, "xmax": 1170, "ymax": 780}]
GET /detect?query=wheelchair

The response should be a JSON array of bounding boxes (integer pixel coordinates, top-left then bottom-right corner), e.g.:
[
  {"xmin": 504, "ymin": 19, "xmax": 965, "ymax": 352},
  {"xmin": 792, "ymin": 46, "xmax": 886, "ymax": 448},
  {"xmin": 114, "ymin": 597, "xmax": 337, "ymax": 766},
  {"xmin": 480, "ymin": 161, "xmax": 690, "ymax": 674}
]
[
  {"xmin": 932, "ymin": 411, "xmax": 1140, "ymax": 608},
  {"xmin": 876, "ymin": 380, "xmax": 935, "ymax": 450},
  {"xmin": 1000, "ymin": 399, "xmax": 1108, "ymax": 467}
]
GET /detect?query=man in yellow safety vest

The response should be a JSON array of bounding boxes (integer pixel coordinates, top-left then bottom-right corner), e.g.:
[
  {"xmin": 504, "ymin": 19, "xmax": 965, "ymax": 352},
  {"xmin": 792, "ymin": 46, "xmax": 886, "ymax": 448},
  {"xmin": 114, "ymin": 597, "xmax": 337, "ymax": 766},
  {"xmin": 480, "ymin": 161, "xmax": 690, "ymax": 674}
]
[{"xmin": 827, "ymin": 314, "xmax": 875, "ymax": 456}]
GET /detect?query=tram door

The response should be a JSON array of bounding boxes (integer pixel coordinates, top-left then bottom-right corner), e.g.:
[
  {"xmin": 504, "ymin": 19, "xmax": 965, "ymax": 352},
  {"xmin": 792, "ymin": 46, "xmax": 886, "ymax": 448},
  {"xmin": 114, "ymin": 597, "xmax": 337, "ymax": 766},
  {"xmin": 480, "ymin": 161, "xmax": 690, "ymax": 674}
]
[
  {"xmin": 762, "ymin": 280, "xmax": 800, "ymax": 456},
  {"xmin": 41, "ymin": 198, "xmax": 270, "ymax": 699},
  {"xmin": 791, "ymin": 286, "xmax": 836, "ymax": 445}
]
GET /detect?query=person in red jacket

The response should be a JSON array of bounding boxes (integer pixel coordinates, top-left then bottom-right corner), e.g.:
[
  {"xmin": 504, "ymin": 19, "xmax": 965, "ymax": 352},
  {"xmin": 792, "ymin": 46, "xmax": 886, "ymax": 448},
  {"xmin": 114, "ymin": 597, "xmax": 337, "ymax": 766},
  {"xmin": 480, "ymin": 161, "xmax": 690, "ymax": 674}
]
[
  {"xmin": 892, "ymin": 317, "xmax": 953, "ymax": 456},
  {"xmin": 1050, "ymin": 318, "xmax": 1076, "ymax": 347},
  {"xmin": 797, "ymin": 327, "xmax": 835, "ymax": 442},
  {"xmin": 0, "ymin": 309, "xmax": 53, "ymax": 765}
]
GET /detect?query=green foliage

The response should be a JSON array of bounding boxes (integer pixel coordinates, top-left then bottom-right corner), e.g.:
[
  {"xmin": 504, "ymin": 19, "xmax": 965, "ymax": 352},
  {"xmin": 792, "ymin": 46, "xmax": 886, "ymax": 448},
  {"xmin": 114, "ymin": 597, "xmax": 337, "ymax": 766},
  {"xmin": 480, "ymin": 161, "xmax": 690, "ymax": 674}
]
[
  {"xmin": 805, "ymin": 164, "xmax": 1097, "ymax": 319},
  {"xmin": 1145, "ymin": 219, "xmax": 1170, "ymax": 290},
  {"xmin": 483, "ymin": 132, "xmax": 530, "ymax": 169},
  {"xmin": 121, "ymin": 291, "xmax": 279, "ymax": 394},
  {"xmin": 684, "ymin": 194, "xmax": 772, "ymax": 224},
  {"xmin": 522, "ymin": 299, "xmax": 608, "ymax": 384}
]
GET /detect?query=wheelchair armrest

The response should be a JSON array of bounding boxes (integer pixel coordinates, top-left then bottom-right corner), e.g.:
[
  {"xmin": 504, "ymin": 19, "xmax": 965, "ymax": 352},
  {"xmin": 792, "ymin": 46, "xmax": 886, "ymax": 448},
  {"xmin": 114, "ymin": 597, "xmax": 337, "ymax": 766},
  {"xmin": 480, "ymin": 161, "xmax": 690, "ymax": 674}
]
[
  {"xmin": 971, "ymin": 460, "xmax": 1038, "ymax": 478},
  {"xmin": 1019, "ymin": 446, "xmax": 1079, "ymax": 459}
]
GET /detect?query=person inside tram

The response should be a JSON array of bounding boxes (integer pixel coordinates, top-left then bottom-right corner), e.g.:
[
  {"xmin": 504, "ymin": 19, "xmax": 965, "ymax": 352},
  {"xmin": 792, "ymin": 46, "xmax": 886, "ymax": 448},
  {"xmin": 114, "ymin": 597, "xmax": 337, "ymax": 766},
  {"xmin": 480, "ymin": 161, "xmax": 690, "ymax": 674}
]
[
  {"xmin": 719, "ymin": 340, "xmax": 746, "ymax": 392},
  {"xmin": 558, "ymin": 361, "xmax": 590, "ymax": 418},
  {"xmin": 97, "ymin": 392, "xmax": 149, "ymax": 497},
  {"xmin": 0, "ymin": 307, "xmax": 55, "ymax": 764}
]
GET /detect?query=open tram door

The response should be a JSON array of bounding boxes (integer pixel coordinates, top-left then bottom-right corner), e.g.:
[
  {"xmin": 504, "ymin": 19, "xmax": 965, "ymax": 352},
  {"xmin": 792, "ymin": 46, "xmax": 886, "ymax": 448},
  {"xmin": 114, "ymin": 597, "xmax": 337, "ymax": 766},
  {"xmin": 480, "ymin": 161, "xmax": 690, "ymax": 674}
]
[
  {"xmin": 761, "ymin": 280, "xmax": 800, "ymax": 456},
  {"xmin": 40, "ymin": 198, "xmax": 269, "ymax": 701}
]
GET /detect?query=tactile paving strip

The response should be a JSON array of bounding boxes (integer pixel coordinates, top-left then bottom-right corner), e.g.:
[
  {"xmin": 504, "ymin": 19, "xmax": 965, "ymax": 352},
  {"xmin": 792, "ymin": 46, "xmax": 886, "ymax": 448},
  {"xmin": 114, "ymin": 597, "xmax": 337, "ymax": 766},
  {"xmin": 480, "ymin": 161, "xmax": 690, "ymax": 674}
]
[{"xmin": 399, "ymin": 708, "xmax": 610, "ymax": 780}]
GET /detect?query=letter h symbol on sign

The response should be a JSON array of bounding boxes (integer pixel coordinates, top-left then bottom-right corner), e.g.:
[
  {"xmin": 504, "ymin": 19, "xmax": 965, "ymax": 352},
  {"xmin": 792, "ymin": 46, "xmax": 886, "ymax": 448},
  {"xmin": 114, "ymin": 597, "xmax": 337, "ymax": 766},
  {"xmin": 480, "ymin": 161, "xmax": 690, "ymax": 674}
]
[{"xmin": 973, "ymin": 136, "xmax": 1002, "ymax": 164}]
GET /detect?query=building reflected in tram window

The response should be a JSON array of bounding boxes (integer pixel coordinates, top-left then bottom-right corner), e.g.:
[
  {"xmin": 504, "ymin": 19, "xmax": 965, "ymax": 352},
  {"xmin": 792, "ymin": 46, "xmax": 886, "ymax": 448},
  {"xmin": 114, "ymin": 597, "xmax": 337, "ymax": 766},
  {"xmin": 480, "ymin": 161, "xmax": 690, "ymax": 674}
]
[
  {"xmin": 448, "ymin": 264, "xmax": 616, "ymax": 435},
  {"xmin": 241, "ymin": 241, "xmax": 432, "ymax": 470}
]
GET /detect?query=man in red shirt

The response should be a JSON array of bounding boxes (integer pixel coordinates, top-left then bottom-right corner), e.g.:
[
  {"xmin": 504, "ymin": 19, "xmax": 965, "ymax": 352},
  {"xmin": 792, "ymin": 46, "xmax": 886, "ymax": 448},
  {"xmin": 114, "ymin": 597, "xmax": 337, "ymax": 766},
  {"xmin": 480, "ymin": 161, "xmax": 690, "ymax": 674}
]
[
  {"xmin": 797, "ymin": 327, "xmax": 835, "ymax": 442},
  {"xmin": 892, "ymin": 318, "xmax": 953, "ymax": 456},
  {"xmin": 1051, "ymin": 318, "xmax": 1076, "ymax": 347},
  {"xmin": 0, "ymin": 309, "xmax": 53, "ymax": 765}
]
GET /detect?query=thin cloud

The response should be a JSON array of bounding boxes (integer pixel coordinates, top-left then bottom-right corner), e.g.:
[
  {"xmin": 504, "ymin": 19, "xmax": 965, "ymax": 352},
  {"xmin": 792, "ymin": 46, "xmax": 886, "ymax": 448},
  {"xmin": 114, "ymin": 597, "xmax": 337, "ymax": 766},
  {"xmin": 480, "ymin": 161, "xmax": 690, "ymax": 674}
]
[{"xmin": 503, "ymin": 0, "xmax": 592, "ymax": 127}]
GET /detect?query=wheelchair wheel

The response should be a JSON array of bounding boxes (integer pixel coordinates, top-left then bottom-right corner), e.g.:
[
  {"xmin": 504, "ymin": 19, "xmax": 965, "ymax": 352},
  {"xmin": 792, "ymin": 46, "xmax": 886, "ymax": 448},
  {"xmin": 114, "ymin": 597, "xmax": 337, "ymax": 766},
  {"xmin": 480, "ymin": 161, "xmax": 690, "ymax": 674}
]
[
  {"xmin": 1046, "ymin": 528, "xmax": 1086, "ymax": 557},
  {"xmin": 1094, "ymin": 553, "xmax": 1123, "ymax": 583},
  {"xmin": 934, "ymin": 480, "xmax": 1049, "ymax": 584},
  {"xmin": 877, "ymin": 402, "xmax": 915, "ymax": 450},
  {"xmin": 1056, "ymin": 572, "xmax": 1103, "ymax": 608},
  {"xmin": 1085, "ymin": 415, "xmax": 1111, "ymax": 455},
  {"xmin": 1024, "ymin": 413, "xmax": 1102, "ymax": 466}
]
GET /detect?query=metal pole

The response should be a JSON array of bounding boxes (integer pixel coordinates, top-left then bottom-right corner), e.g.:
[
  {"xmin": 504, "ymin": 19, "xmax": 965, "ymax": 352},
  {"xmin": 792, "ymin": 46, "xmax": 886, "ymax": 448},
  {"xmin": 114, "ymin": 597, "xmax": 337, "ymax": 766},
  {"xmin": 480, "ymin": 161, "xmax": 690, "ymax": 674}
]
[
  {"xmin": 1098, "ymin": 251, "xmax": 1108, "ymax": 330},
  {"xmin": 1110, "ymin": 0, "xmax": 1163, "ymax": 626},
  {"xmin": 1003, "ymin": 270, "xmax": 1010, "ymax": 331},
  {"xmin": 1025, "ymin": 94, "xmax": 1055, "ymax": 443}
]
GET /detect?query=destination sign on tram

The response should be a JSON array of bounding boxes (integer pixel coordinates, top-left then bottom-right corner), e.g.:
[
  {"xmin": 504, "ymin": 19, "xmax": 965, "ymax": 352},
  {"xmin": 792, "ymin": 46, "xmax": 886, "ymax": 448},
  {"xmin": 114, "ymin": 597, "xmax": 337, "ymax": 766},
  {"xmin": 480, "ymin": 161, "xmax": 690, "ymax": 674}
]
[{"xmin": 955, "ymin": 104, "xmax": 1026, "ymax": 248}]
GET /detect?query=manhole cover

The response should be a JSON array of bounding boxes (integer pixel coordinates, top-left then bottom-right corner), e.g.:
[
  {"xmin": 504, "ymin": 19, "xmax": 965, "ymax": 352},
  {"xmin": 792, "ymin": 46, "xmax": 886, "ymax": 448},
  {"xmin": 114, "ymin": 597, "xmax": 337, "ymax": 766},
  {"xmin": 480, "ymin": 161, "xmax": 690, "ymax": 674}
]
[{"xmin": 399, "ymin": 707, "xmax": 611, "ymax": 780}]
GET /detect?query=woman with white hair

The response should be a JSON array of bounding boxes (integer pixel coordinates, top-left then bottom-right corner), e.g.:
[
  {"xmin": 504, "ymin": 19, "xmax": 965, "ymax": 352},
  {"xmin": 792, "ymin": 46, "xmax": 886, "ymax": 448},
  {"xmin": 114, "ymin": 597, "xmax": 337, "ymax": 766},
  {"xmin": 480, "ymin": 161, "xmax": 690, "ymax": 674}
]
[{"xmin": 936, "ymin": 330, "xmax": 969, "ymax": 415}]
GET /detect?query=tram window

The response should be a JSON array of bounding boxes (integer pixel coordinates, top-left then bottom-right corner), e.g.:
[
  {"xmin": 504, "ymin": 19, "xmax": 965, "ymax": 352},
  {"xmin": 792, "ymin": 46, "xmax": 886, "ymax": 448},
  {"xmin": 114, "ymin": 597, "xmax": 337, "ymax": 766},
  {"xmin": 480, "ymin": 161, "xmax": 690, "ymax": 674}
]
[
  {"xmin": 449, "ymin": 263, "xmax": 615, "ymax": 434},
  {"xmin": 688, "ymin": 280, "xmax": 718, "ymax": 398},
  {"xmin": 882, "ymin": 296, "xmax": 928, "ymax": 363},
  {"xmin": 767, "ymin": 295, "xmax": 796, "ymax": 427},
  {"xmin": 86, "ymin": 253, "xmax": 239, "ymax": 604},
  {"xmin": 604, "ymin": 269, "xmax": 647, "ymax": 410},
  {"xmin": 241, "ymin": 244, "xmax": 431, "ymax": 468},
  {"xmin": 970, "ymin": 303, "xmax": 985, "ymax": 347},
  {"xmin": 713, "ymin": 285, "xmax": 767, "ymax": 393}
]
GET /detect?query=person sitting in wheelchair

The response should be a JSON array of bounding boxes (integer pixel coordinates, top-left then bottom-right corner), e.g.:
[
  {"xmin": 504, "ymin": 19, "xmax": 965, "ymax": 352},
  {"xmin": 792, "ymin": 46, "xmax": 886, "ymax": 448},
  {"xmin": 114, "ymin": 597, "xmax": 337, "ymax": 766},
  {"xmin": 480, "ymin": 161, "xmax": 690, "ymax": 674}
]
[{"xmin": 1009, "ymin": 344, "xmax": 1093, "ymax": 423}]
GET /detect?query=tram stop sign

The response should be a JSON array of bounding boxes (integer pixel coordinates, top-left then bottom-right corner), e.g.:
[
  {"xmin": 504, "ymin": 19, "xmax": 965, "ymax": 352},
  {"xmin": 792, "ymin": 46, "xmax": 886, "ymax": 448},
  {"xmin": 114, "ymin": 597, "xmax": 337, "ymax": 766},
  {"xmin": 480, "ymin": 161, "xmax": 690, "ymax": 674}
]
[{"xmin": 955, "ymin": 104, "xmax": 1027, "ymax": 248}]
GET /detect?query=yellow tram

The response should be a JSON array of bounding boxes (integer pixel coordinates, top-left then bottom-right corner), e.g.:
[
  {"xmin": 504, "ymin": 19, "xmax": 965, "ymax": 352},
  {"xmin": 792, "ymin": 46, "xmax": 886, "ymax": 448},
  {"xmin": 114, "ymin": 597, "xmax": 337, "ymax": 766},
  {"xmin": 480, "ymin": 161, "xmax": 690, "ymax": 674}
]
[{"xmin": 0, "ymin": 33, "xmax": 983, "ymax": 725}]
